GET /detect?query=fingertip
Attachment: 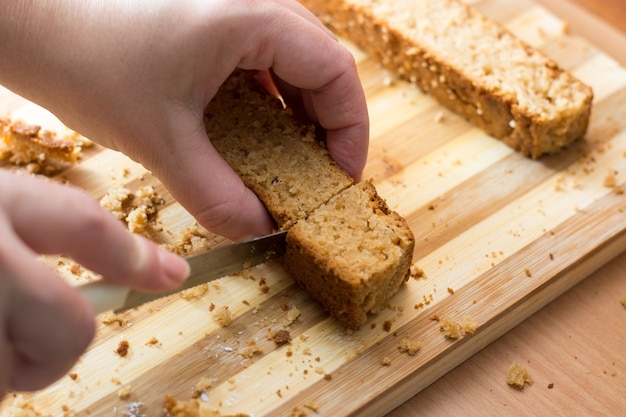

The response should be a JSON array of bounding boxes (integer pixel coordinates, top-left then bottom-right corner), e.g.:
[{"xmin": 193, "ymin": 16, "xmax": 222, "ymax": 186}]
[{"xmin": 157, "ymin": 246, "xmax": 190, "ymax": 285}]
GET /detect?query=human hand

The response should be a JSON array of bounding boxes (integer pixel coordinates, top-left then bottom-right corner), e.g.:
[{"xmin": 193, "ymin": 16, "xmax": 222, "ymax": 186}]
[
  {"xmin": 0, "ymin": 170, "xmax": 189, "ymax": 397},
  {"xmin": 0, "ymin": 0, "xmax": 369, "ymax": 241}
]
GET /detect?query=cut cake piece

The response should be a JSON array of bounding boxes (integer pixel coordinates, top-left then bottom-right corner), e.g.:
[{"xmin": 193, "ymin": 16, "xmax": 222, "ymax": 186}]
[
  {"xmin": 204, "ymin": 70, "xmax": 415, "ymax": 328},
  {"xmin": 204, "ymin": 70, "xmax": 353, "ymax": 229},
  {"xmin": 283, "ymin": 181, "xmax": 415, "ymax": 329},
  {"xmin": 299, "ymin": 0, "xmax": 593, "ymax": 158}
]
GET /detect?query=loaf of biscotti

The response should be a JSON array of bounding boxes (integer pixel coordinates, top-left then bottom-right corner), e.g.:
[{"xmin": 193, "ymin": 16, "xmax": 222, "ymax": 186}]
[
  {"xmin": 299, "ymin": 0, "xmax": 593, "ymax": 158},
  {"xmin": 204, "ymin": 70, "xmax": 415, "ymax": 329}
]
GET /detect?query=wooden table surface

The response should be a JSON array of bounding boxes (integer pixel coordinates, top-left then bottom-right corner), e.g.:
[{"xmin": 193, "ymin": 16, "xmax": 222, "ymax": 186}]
[{"xmin": 389, "ymin": 1, "xmax": 626, "ymax": 415}]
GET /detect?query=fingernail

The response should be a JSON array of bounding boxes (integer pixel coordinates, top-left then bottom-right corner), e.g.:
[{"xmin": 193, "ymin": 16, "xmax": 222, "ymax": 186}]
[{"xmin": 158, "ymin": 248, "xmax": 190, "ymax": 285}]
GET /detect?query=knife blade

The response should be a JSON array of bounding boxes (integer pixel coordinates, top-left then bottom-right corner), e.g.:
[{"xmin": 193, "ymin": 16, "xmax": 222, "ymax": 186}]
[{"xmin": 77, "ymin": 230, "xmax": 288, "ymax": 315}]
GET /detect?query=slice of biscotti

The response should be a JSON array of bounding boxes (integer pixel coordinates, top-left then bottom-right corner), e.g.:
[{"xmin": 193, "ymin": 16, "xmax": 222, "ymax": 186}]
[
  {"xmin": 203, "ymin": 70, "xmax": 353, "ymax": 229},
  {"xmin": 283, "ymin": 181, "xmax": 415, "ymax": 329},
  {"xmin": 299, "ymin": 0, "xmax": 593, "ymax": 159},
  {"xmin": 204, "ymin": 70, "xmax": 414, "ymax": 329}
]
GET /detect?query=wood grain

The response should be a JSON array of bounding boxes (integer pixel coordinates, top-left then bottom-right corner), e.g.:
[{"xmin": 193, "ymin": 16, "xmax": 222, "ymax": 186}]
[
  {"xmin": 1, "ymin": 1, "xmax": 626, "ymax": 416},
  {"xmin": 389, "ymin": 0, "xmax": 626, "ymax": 415}
]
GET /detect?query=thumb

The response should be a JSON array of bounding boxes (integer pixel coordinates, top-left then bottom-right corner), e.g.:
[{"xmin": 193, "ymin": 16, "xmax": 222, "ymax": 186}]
[{"xmin": 145, "ymin": 113, "xmax": 275, "ymax": 241}]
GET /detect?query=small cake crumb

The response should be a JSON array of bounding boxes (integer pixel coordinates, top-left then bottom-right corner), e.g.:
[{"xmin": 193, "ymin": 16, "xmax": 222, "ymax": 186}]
[
  {"xmin": 291, "ymin": 400, "xmax": 320, "ymax": 417},
  {"xmin": 117, "ymin": 385, "xmax": 132, "ymax": 399},
  {"xmin": 398, "ymin": 338, "xmax": 422, "ymax": 356},
  {"xmin": 212, "ymin": 306, "xmax": 233, "ymax": 327},
  {"xmin": 268, "ymin": 329, "xmax": 292, "ymax": 345},
  {"xmin": 145, "ymin": 336, "xmax": 161, "ymax": 347},
  {"xmin": 507, "ymin": 361, "xmax": 533, "ymax": 389},
  {"xmin": 181, "ymin": 283, "xmax": 209, "ymax": 300},
  {"xmin": 459, "ymin": 315, "xmax": 478, "ymax": 334},
  {"xmin": 238, "ymin": 339, "xmax": 263, "ymax": 358},
  {"xmin": 0, "ymin": 394, "xmax": 52, "ymax": 417},
  {"xmin": 381, "ymin": 356, "xmax": 392, "ymax": 366},
  {"xmin": 410, "ymin": 265, "xmax": 426, "ymax": 280},
  {"xmin": 620, "ymin": 297, "xmax": 626, "ymax": 309},
  {"xmin": 604, "ymin": 169, "xmax": 617, "ymax": 188},
  {"xmin": 115, "ymin": 340, "xmax": 130, "ymax": 357},
  {"xmin": 282, "ymin": 306, "xmax": 301, "ymax": 326},
  {"xmin": 99, "ymin": 185, "xmax": 164, "ymax": 234}
]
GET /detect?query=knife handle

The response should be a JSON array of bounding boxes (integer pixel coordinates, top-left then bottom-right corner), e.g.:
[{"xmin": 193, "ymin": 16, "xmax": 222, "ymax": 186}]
[{"xmin": 76, "ymin": 281, "xmax": 129, "ymax": 315}]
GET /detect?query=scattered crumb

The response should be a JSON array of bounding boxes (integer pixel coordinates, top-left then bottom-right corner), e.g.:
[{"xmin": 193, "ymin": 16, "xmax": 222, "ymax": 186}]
[
  {"xmin": 268, "ymin": 329, "xmax": 292, "ymax": 345},
  {"xmin": 238, "ymin": 339, "xmax": 263, "ymax": 358},
  {"xmin": 145, "ymin": 337, "xmax": 161, "ymax": 347},
  {"xmin": 164, "ymin": 395, "xmax": 250, "ymax": 417},
  {"xmin": 115, "ymin": 340, "xmax": 130, "ymax": 357},
  {"xmin": 547, "ymin": 382, "xmax": 554, "ymax": 389},
  {"xmin": 165, "ymin": 225, "xmax": 218, "ymax": 256},
  {"xmin": 99, "ymin": 185, "xmax": 164, "ymax": 234},
  {"xmin": 398, "ymin": 338, "xmax": 422, "ymax": 356},
  {"xmin": 0, "ymin": 394, "xmax": 53, "ymax": 417},
  {"xmin": 383, "ymin": 320, "xmax": 393, "ymax": 332},
  {"xmin": 459, "ymin": 316, "xmax": 477, "ymax": 334},
  {"xmin": 604, "ymin": 169, "xmax": 617, "ymax": 188},
  {"xmin": 439, "ymin": 316, "xmax": 463, "ymax": 339},
  {"xmin": 438, "ymin": 315, "xmax": 477, "ymax": 338},
  {"xmin": 180, "ymin": 283, "xmax": 209, "ymax": 300},
  {"xmin": 100, "ymin": 312, "xmax": 126, "ymax": 327},
  {"xmin": 68, "ymin": 372, "xmax": 78, "ymax": 381},
  {"xmin": 524, "ymin": 268, "xmax": 532, "ymax": 277},
  {"xmin": 212, "ymin": 306, "xmax": 233, "ymax": 327},
  {"xmin": 381, "ymin": 356, "xmax": 392, "ymax": 366},
  {"xmin": 282, "ymin": 306, "xmax": 301, "ymax": 326},
  {"xmin": 447, "ymin": 287, "xmax": 455, "ymax": 295},
  {"xmin": 433, "ymin": 111, "xmax": 445, "ymax": 123},
  {"xmin": 410, "ymin": 265, "xmax": 426, "ymax": 279},
  {"xmin": 291, "ymin": 400, "xmax": 320, "ymax": 417},
  {"xmin": 117, "ymin": 385, "xmax": 132, "ymax": 399},
  {"xmin": 620, "ymin": 297, "xmax": 626, "ymax": 309},
  {"xmin": 507, "ymin": 361, "xmax": 533, "ymax": 389}
]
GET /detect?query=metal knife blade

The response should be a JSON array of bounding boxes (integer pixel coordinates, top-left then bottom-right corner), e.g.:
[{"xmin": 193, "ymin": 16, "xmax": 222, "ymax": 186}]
[{"xmin": 77, "ymin": 230, "xmax": 288, "ymax": 315}]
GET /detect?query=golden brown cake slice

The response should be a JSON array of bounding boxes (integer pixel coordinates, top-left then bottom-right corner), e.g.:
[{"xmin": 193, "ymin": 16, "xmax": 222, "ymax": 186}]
[
  {"xmin": 299, "ymin": 0, "xmax": 593, "ymax": 158},
  {"xmin": 204, "ymin": 71, "xmax": 414, "ymax": 329},
  {"xmin": 283, "ymin": 181, "xmax": 415, "ymax": 329},
  {"xmin": 204, "ymin": 71, "xmax": 353, "ymax": 229}
]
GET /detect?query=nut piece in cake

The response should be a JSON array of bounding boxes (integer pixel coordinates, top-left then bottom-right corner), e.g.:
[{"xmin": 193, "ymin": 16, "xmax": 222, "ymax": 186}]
[{"xmin": 283, "ymin": 181, "xmax": 415, "ymax": 329}]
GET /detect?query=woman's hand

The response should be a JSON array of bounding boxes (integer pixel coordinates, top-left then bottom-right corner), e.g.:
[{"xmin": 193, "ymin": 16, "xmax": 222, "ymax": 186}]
[{"xmin": 0, "ymin": 0, "xmax": 369, "ymax": 241}]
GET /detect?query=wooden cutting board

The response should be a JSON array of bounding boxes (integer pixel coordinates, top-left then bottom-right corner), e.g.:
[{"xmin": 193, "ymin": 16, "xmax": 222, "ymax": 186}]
[{"xmin": 2, "ymin": 0, "xmax": 626, "ymax": 416}]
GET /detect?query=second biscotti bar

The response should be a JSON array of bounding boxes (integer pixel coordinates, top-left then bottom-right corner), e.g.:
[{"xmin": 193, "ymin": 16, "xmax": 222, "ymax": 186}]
[{"xmin": 300, "ymin": 0, "xmax": 593, "ymax": 159}]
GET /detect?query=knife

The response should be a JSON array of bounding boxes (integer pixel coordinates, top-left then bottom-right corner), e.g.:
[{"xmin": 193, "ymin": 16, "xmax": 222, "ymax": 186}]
[{"xmin": 77, "ymin": 230, "xmax": 288, "ymax": 315}]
